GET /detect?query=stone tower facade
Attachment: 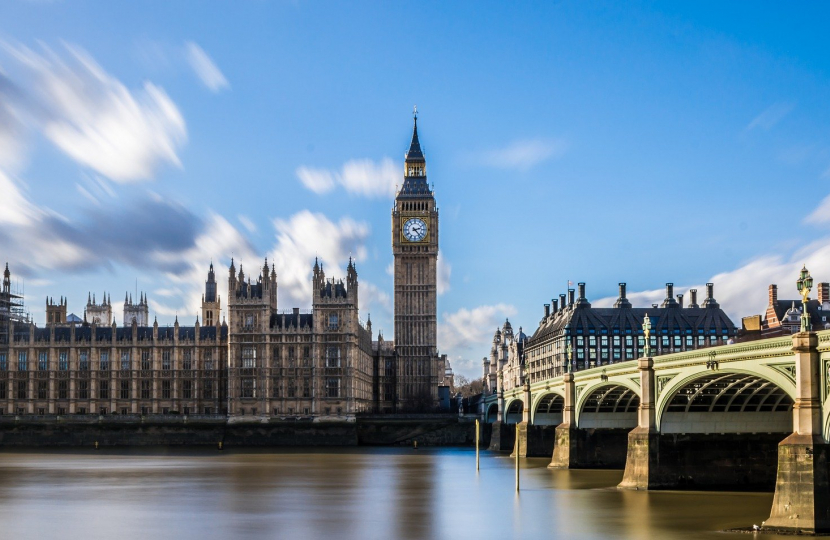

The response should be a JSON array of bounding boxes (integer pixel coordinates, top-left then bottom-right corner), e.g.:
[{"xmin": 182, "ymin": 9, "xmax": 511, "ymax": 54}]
[
  {"xmin": 201, "ymin": 263, "xmax": 221, "ymax": 327},
  {"xmin": 45, "ymin": 297, "xmax": 67, "ymax": 326},
  {"xmin": 85, "ymin": 293, "xmax": 112, "ymax": 326},
  {"xmin": 392, "ymin": 114, "xmax": 441, "ymax": 408},
  {"xmin": 123, "ymin": 292, "xmax": 149, "ymax": 326}
]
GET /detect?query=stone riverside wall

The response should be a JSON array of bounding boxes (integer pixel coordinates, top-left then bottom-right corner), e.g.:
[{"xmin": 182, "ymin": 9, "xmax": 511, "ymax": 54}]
[{"xmin": 0, "ymin": 416, "xmax": 476, "ymax": 448}]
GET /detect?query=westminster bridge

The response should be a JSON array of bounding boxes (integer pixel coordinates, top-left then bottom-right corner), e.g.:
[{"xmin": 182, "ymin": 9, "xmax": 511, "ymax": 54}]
[{"xmin": 481, "ymin": 329, "xmax": 830, "ymax": 534}]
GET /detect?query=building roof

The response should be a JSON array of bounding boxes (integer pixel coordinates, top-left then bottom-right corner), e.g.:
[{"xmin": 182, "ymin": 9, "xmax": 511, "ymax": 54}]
[
  {"xmin": 270, "ymin": 312, "xmax": 313, "ymax": 329},
  {"xmin": 528, "ymin": 286, "xmax": 737, "ymax": 346}
]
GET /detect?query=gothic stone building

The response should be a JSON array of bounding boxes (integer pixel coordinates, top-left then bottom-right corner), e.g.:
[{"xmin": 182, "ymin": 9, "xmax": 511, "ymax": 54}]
[{"xmin": 0, "ymin": 118, "xmax": 447, "ymax": 418}]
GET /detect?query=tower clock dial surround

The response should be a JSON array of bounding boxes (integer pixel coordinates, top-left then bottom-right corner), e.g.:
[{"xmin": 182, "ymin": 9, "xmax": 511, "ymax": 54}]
[{"xmin": 402, "ymin": 217, "xmax": 428, "ymax": 242}]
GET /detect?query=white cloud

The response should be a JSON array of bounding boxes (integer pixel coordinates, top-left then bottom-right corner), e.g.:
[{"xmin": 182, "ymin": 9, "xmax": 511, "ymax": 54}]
[
  {"xmin": 268, "ymin": 210, "xmax": 371, "ymax": 307},
  {"xmin": 360, "ymin": 280, "xmax": 392, "ymax": 323},
  {"xmin": 151, "ymin": 213, "xmax": 258, "ymax": 321},
  {"xmin": 3, "ymin": 42, "xmax": 187, "ymax": 183},
  {"xmin": 0, "ymin": 170, "xmax": 42, "ymax": 226},
  {"xmin": 438, "ymin": 303, "xmax": 517, "ymax": 370},
  {"xmin": 745, "ymin": 102, "xmax": 794, "ymax": 132},
  {"xmin": 805, "ymin": 194, "xmax": 830, "ymax": 225},
  {"xmin": 437, "ymin": 253, "xmax": 451, "ymax": 295},
  {"xmin": 238, "ymin": 214, "xmax": 257, "ymax": 233},
  {"xmin": 297, "ymin": 166, "xmax": 336, "ymax": 194},
  {"xmin": 480, "ymin": 138, "xmax": 567, "ymax": 171},
  {"xmin": 185, "ymin": 42, "xmax": 229, "ymax": 93},
  {"xmin": 593, "ymin": 240, "xmax": 830, "ymax": 325},
  {"xmin": 297, "ymin": 158, "xmax": 398, "ymax": 198}
]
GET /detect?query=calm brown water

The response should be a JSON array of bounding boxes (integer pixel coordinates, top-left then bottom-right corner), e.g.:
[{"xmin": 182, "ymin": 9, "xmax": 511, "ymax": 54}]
[{"xmin": 0, "ymin": 448, "xmax": 789, "ymax": 540}]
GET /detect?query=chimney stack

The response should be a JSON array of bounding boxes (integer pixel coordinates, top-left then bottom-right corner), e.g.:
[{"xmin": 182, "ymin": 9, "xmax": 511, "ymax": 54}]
[
  {"xmin": 560, "ymin": 294, "xmax": 567, "ymax": 310},
  {"xmin": 578, "ymin": 283, "xmax": 586, "ymax": 300},
  {"xmin": 677, "ymin": 294, "xmax": 683, "ymax": 308},
  {"xmin": 769, "ymin": 284, "xmax": 778, "ymax": 307},
  {"xmin": 551, "ymin": 299, "xmax": 558, "ymax": 314},
  {"xmin": 702, "ymin": 283, "xmax": 719, "ymax": 308},
  {"xmin": 544, "ymin": 304, "xmax": 550, "ymax": 318},
  {"xmin": 568, "ymin": 289, "xmax": 575, "ymax": 306},
  {"xmin": 689, "ymin": 289, "xmax": 699, "ymax": 308},
  {"xmin": 818, "ymin": 283, "xmax": 829, "ymax": 305},
  {"xmin": 614, "ymin": 282, "xmax": 632, "ymax": 308},
  {"xmin": 661, "ymin": 283, "xmax": 679, "ymax": 307}
]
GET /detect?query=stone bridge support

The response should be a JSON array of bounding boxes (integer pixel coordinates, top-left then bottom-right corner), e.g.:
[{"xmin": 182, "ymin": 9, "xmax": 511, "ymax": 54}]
[
  {"xmin": 765, "ymin": 332, "xmax": 830, "ymax": 534},
  {"xmin": 488, "ymin": 390, "xmax": 512, "ymax": 452},
  {"xmin": 510, "ymin": 383, "xmax": 532, "ymax": 458},
  {"xmin": 549, "ymin": 374, "xmax": 577, "ymax": 468},
  {"xmin": 619, "ymin": 356, "xmax": 657, "ymax": 489}
]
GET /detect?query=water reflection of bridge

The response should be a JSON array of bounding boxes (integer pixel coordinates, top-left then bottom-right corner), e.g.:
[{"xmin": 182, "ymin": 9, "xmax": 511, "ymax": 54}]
[{"xmin": 482, "ymin": 330, "xmax": 830, "ymax": 534}]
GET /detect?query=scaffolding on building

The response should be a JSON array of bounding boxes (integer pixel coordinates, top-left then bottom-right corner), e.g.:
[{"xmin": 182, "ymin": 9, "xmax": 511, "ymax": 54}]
[{"xmin": 1, "ymin": 272, "xmax": 30, "ymax": 348}]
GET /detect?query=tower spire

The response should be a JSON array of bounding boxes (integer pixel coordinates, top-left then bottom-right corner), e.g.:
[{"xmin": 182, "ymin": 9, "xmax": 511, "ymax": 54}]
[{"xmin": 405, "ymin": 107, "xmax": 424, "ymax": 162}]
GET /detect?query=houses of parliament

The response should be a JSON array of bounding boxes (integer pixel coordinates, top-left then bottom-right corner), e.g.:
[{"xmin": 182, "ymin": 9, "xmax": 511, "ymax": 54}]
[{"xmin": 0, "ymin": 118, "xmax": 449, "ymax": 418}]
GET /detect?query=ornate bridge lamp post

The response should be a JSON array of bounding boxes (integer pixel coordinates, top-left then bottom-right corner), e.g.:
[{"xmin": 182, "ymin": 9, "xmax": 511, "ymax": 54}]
[
  {"xmin": 642, "ymin": 314, "xmax": 652, "ymax": 358},
  {"xmin": 796, "ymin": 265, "xmax": 813, "ymax": 332}
]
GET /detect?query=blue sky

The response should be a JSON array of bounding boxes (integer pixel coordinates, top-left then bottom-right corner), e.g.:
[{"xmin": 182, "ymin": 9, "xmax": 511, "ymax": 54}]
[{"xmin": 2, "ymin": 1, "xmax": 830, "ymax": 378}]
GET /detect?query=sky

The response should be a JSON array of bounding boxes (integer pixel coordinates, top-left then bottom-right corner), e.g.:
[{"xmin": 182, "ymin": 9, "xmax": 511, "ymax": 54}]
[{"xmin": 1, "ymin": 1, "xmax": 830, "ymax": 379}]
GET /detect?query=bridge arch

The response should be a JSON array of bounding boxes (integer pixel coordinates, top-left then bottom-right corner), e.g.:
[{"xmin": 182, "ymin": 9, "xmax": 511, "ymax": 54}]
[
  {"xmin": 531, "ymin": 392, "xmax": 564, "ymax": 425},
  {"xmin": 575, "ymin": 380, "xmax": 640, "ymax": 429},
  {"xmin": 656, "ymin": 370, "xmax": 794, "ymax": 433},
  {"xmin": 504, "ymin": 398, "xmax": 524, "ymax": 424},
  {"xmin": 484, "ymin": 403, "xmax": 498, "ymax": 423}
]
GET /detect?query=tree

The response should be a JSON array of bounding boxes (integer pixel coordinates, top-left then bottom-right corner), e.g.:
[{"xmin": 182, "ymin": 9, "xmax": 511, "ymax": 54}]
[{"xmin": 452, "ymin": 375, "xmax": 484, "ymax": 398}]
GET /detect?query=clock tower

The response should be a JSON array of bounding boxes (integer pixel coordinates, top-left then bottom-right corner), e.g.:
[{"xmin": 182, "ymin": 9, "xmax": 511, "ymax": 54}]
[{"xmin": 392, "ymin": 111, "xmax": 440, "ymax": 410}]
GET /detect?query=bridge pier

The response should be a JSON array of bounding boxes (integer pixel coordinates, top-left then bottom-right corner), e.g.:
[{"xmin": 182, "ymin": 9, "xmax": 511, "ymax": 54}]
[
  {"xmin": 510, "ymin": 383, "xmax": 532, "ymax": 458},
  {"xmin": 765, "ymin": 332, "xmax": 830, "ymax": 534},
  {"xmin": 619, "ymin": 356, "xmax": 658, "ymax": 490},
  {"xmin": 550, "ymin": 374, "xmax": 577, "ymax": 468}
]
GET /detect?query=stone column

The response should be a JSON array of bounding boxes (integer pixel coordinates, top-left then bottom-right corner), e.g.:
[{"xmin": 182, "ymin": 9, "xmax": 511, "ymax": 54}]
[
  {"xmin": 765, "ymin": 332, "xmax": 830, "ymax": 533},
  {"xmin": 618, "ymin": 357, "xmax": 659, "ymax": 489},
  {"xmin": 549, "ymin": 373, "xmax": 577, "ymax": 468}
]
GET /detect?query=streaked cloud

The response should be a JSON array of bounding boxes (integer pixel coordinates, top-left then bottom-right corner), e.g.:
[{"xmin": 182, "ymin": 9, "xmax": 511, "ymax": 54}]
[
  {"xmin": 478, "ymin": 138, "xmax": 567, "ymax": 171},
  {"xmin": 2, "ymin": 42, "xmax": 187, "ymax": 183},
  {"xmin": 805, "ymin": 194, "xmax": 830, "ymax": 226},
  {"xmin": 297, "ymin": 158, "xmax": 398, "ymax": 198},
  {"xmin": 745, "ymin": 102, "xmax": 795, "ymax": 132},
  {"xmin": 268, "ymin": 210, "xmax": 371, "ymax": 307},
  {"xmin": 185, "ymin": 42, "xmax": 229, "ymax": 93},
  {"xmin": 238, "ymin": 214, "xmax": 257, "ymax": 233}
]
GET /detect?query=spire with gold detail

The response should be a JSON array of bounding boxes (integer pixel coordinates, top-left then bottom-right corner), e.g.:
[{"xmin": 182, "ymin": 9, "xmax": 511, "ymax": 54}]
[{"xmin": 399, "ymin": 108, "xmax": 431, "ymax": 197}]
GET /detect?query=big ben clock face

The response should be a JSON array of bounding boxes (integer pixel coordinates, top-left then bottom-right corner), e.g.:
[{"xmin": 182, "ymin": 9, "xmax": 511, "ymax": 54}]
[{"xmin": 402, "ymin": 217, "xmax": 428, "ymax": 242}]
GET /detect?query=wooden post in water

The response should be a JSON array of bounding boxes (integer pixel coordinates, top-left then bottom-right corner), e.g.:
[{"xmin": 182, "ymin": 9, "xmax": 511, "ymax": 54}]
[
  {"xmin": 475, "ymin": 419, "xmax": 480, "ymax": 471},
  {"xmin": 515, "ymin": 422, "xmax": 520, "ymax": 491}
]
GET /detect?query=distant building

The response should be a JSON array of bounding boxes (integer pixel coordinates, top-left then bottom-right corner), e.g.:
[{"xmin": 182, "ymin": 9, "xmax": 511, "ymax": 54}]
[
  {"xmin": 759, "ymin": 282, "xmax": 830, "ymax": 336},
  {"xmin": 485, "ymin": 282, "xmax": 737, "ymax": 395}
]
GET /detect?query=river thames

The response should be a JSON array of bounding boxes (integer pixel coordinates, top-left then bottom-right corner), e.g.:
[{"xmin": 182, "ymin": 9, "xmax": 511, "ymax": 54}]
[{"xmin": 0, "ymin": 447, "xmax": 789, "ymax": 540}]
